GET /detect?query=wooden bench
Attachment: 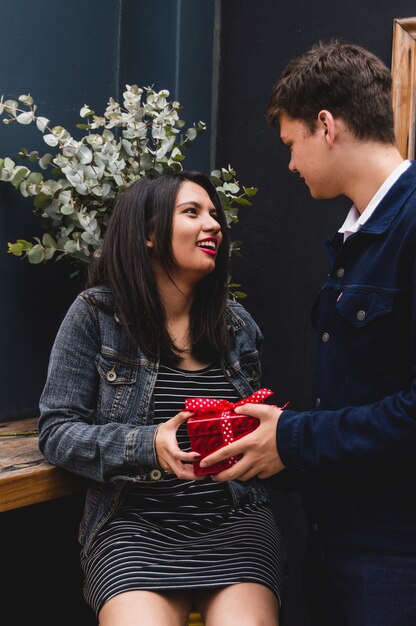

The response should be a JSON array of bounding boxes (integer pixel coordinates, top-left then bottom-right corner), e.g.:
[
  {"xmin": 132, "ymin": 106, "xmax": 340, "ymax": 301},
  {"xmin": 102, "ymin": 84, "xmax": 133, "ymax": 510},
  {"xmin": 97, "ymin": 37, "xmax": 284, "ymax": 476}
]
[
  {"xmin": 0, "ymin": 416, "xmax": 204, "ymax": 625},
  {"xmin": 0, "ymin": 416, "xmax": 81, "ymax": 512}
]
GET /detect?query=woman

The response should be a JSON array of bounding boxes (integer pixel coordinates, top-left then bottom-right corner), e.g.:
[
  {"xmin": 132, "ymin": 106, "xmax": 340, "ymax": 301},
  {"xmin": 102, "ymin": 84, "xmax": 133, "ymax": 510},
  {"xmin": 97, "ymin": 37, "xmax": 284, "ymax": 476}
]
[{"xmin": 39, "ymin": 170, "xmax": 284, "ymax": 626}]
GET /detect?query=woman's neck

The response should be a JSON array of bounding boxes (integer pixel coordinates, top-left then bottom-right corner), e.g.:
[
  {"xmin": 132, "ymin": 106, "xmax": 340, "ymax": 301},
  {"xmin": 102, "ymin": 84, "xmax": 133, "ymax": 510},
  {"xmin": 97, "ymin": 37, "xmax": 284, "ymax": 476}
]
[
  {"xmin": 155, "ymin": 270, "xmax": 194, "ymax": 320},
  {"xmin": 153, "ymin": 268, "xmax": 212, "ymax": 370}
]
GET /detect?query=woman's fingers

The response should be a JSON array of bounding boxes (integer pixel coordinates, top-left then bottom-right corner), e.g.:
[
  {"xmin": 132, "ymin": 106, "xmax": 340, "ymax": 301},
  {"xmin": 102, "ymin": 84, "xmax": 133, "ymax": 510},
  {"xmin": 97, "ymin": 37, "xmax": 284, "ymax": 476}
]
[
  {"xmin": 169, "ymin": 410, "xmax": 194, "ymax": 427},
  {"xmin": 155, "ymin": 412, "xmax": 199, "ymax": 479}
]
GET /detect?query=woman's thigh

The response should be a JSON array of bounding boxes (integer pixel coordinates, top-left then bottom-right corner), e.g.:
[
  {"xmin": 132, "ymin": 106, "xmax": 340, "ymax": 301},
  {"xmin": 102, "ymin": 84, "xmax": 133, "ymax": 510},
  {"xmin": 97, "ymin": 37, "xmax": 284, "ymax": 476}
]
[
  {"xmin": 98, "ymin": 589, "xmax": 192, "ymax": 626},
  {"xmin": 195, "ymin": 583, "xmax": 279, "ymax": 626}
]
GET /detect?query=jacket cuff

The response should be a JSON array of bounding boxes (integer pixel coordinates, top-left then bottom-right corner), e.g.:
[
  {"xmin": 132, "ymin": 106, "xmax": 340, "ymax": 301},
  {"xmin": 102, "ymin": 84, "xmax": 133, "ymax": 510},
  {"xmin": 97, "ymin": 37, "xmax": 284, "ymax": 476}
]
[
  {"xmin": 126, "ymin": 425, "xmax": 160, "ymax": 474},
  {"xmin": 276, "ymin": 409, "xmax": 303, "ymax": 469}
]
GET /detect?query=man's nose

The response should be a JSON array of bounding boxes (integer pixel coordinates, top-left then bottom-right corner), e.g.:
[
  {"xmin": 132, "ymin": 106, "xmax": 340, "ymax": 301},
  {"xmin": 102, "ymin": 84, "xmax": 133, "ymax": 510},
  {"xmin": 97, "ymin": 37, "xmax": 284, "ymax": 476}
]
[{"xmin": 288, "ymin": 157, "xmax": 297, "ymax": 173}]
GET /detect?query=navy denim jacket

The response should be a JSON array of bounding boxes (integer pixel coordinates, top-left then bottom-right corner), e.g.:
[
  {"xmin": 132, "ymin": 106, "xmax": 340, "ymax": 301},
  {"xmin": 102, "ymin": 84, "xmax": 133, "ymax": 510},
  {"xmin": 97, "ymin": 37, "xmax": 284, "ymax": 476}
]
[
  {"xmin": 278, "ymin": 162, "xmax": 416, "ymax": 539},
  {"xmin": 39, "ymin": 288, "xmax": 269, "ymax": 554}
]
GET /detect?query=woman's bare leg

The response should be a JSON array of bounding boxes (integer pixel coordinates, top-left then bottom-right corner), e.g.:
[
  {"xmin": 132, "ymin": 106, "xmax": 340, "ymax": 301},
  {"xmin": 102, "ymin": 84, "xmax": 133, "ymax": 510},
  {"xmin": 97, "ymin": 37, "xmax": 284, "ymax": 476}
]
[
  {"xmin": 196, "ymin": 583, "xmax": 279, "ymax": 626},
  {"xmin": 98, "ymin": 589, "xmax": 192, "ymax": 626}
]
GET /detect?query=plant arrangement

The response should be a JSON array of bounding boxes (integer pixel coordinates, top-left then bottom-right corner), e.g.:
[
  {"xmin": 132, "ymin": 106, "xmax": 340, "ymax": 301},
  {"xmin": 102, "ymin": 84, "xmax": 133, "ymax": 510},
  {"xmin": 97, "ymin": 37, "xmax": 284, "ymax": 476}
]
[{"xmin": 0, "ymin": 86, "xmax": 256, "ymax": 296}]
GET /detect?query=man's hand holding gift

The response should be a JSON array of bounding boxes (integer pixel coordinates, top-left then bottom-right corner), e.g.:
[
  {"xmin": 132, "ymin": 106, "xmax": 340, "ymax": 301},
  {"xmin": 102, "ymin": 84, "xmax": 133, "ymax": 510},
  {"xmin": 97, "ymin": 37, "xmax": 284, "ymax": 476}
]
[
  {"xmin": 186, "ymin": 389, "xmax": 287, "ymax": 482},
  {"xmin": 200, "ymin": 402, "xmax": 285, "ymax": 481}
]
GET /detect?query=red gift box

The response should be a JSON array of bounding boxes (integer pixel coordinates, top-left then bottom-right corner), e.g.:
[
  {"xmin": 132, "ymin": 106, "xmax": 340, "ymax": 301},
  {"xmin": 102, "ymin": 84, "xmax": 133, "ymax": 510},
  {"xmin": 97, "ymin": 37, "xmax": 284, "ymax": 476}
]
[{"xmin": 185, "ymin": 388, "xmax": 274, "ymax": 475}]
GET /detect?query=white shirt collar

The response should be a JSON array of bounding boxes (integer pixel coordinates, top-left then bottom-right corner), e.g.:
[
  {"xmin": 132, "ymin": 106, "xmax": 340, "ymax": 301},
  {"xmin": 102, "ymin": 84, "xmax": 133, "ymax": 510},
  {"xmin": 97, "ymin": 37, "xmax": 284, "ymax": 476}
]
[{"xmin": 338, "ymin": 160, "xmax": 411, "ymax": 240}]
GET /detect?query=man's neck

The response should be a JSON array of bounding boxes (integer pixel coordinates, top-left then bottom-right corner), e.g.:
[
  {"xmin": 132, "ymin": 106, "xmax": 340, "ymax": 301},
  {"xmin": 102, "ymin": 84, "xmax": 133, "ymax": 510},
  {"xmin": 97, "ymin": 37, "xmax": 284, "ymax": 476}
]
[{"xmin": 341, "ymin": 143, "xmax": 404, "ymax": 214}]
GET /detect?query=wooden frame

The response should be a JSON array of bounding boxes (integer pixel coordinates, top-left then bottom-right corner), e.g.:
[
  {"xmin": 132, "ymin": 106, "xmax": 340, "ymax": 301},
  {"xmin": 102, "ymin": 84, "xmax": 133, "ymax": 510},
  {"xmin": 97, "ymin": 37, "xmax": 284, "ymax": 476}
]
[{"xmin": 391, "ymin": 17, "xmax": 416, "ymax": 159}]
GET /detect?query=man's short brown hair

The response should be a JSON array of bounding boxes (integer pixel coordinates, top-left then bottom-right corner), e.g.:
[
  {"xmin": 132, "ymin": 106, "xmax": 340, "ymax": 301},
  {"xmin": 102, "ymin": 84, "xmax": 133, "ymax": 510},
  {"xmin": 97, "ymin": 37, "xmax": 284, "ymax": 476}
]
[{"xmin": 267, "ymin": 42, "xmax": 395, "ymax": 144}]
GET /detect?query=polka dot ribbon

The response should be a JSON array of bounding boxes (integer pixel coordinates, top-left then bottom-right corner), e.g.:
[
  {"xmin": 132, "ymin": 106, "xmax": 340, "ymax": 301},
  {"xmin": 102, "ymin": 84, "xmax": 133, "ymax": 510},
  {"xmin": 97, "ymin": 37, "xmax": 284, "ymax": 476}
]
[{"xmin": 185, "ymin": 388, "xmax": 274, "ymax": 414}]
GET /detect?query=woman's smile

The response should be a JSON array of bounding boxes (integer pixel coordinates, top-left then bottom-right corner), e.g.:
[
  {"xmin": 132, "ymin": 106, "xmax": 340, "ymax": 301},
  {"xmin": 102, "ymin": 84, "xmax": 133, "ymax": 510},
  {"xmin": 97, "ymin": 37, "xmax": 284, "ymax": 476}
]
[{"xmin": 196, "ymin": 236, "xmax": 219, "ymax": 256}]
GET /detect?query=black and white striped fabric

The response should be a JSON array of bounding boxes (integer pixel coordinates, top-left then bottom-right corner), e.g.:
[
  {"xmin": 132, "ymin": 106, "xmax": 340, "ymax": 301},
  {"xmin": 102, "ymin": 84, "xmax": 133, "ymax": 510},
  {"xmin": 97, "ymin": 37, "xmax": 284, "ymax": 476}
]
[{"xmin": 82, "ymin": 364, "xmax": 285, "ymax": 614}]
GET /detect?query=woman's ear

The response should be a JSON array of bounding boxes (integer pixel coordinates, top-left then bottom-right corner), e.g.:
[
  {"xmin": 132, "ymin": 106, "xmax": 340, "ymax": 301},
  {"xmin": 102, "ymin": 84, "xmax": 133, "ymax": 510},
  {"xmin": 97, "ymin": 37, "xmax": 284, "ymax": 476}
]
[{"xmin": 145, "ymin": 234, "xmax": 154, "ymax": 249}]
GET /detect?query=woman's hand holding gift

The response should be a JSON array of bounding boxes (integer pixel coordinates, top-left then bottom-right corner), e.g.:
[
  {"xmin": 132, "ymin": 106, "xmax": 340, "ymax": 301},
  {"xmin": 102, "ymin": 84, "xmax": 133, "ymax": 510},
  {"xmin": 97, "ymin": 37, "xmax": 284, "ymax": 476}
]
[{"xmin": 155, "ymin": 411, "xmax": 200, "ymax": 480}]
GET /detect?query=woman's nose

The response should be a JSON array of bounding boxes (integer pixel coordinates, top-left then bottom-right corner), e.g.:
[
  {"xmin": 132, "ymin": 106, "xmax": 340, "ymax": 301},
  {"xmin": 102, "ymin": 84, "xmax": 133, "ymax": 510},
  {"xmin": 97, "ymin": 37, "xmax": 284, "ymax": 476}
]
[{"xmin": 203, "ymin": 214, "xmax": 221, "ymax": 232}]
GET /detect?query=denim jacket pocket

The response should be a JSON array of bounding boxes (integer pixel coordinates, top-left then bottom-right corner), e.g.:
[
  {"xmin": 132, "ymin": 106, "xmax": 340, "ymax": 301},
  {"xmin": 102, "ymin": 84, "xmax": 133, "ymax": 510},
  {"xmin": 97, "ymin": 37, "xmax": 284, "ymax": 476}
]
[
  {"xmin": 336, "ymin": 288, "xmax": 397, "ymax": 374},
  {"xmin": 95, "ymin": 352, "xmax": 139, "ymax": 423}
]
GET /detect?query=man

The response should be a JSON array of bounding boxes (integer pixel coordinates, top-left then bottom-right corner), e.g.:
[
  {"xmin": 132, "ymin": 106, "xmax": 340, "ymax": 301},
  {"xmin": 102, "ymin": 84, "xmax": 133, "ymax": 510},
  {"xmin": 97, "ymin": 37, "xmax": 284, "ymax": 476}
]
[{"xmin": 200, "ymin": 42, "xmax": 416, "ymax": 626}]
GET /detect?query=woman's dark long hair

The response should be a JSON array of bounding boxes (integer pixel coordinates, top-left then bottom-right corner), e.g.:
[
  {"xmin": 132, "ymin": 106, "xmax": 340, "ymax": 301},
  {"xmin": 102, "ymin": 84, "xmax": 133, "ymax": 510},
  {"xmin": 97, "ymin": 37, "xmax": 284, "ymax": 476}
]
[{"xmin": 87, "ymin": 170, "xmax": 230, "ymax": 362}]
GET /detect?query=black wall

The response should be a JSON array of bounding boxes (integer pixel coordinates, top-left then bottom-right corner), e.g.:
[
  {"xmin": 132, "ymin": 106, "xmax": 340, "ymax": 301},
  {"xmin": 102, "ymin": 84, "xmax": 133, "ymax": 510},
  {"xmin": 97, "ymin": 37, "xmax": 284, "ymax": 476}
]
[{"xmin": 216, "ymin": 2, "xmax": 416, "ymax": 625}]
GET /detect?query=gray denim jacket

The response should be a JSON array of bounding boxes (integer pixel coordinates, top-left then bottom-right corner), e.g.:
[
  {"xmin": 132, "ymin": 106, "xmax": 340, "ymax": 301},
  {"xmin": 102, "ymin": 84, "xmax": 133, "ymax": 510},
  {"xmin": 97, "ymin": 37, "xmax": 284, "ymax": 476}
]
[{"xmin": 39, "ymin": 287, "xmax": 270, "ymax": 555}]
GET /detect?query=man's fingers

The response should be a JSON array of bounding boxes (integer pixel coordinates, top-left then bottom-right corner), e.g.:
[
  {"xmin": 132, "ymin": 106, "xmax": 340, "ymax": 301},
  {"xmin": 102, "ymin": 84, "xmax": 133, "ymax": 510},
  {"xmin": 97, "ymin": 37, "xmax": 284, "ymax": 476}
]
[
  {"xmin": 199, "ymin": 439, "xmax": 244, "ymax": 468},
  {"xmin": 212, "ymin": 458, "xmax": 255, "ymax": 482},
  {"xmin": 234, "ymin": 403, "xmax": 281, "ymax": 420}
]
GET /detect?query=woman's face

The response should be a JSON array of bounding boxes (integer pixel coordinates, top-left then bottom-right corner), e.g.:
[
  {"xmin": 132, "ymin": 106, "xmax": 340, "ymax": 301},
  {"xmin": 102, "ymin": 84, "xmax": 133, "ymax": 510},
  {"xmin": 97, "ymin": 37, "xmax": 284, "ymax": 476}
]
[{"xmin": 161, "ymin": 180, "xmax": 223, "ymax": 284}]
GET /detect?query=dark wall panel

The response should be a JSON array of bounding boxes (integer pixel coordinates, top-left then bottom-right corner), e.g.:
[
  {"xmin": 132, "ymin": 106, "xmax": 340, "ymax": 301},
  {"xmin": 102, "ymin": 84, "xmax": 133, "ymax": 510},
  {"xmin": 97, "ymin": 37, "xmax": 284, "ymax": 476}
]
[
  {"xmin": 0, "ymin": 0, "xmax": 122, "ymax": 419},
  {"xmin": 217, "ymin": 0, "xmax": 416, "ymax": 411},
  {"xmin": 120, "ymin": 0, "xmax": 216, "ymax": 173}
]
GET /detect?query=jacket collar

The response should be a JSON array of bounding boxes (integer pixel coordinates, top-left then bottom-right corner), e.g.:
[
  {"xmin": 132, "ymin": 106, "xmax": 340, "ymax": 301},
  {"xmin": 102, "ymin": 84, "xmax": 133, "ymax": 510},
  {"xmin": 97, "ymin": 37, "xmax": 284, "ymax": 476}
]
[
  {"xmin": 325, "ymin": 161, "xmax": 416, "ymax": 259},
  {"xmin": 358, "ymin": 160, "xmax": 416, "ymax": 235}
]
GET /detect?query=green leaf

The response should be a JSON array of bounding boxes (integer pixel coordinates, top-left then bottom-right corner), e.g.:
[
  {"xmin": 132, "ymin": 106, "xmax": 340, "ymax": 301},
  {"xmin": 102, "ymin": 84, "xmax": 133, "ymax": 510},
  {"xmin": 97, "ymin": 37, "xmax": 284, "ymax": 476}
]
[
  {"xmin": 39, "ymin": 153, "xmax": 53, "ymax": 169},
  {"xmin": 243, "ymin": 186, "xmax": 258, "ymax": 197},
  {"xmin": 18, "ymin": 94, "xmax": 33, "ymax": 106},
  {"xmin": 33, "ymin": 193, "xmax": 51, "ymax": 209},
  {"xmin": 234, "ymin": 197, "xmax": 252, "ymax": 206},
  {"xmin": 27, "ymin": 244, "xmax": 46, "ymax": 264},
  {"xmin": 11, "ymin": 166, "xmax": 30, "ymax": 188},
  {"xmin": 27, "ymin": 172, "xmax": 43, "ymax": 185},
  {"xmin": 8, "ymin": 240, "xmax": 32, "ymax": 256},
  {"xmin": 3, "ymin": 157, "xmax": 15, "ymax": 172},
  {"xmin": 231, "ymin": 291, "xmax": 247, "ymax": 299},
  {"xmin": 16, "ymin": 111, "xmax": 34, "ymax": 125},
  {"xmin": 80, "ymin": 105, "xmax": 95, "ymax": 118},
  {"xmin": 42, "ymin": 233, "xmax": 56, "ymax": 248},
  {"xmin": 36, "ymin": 116, "xmax": 50, "ymax": 132}
]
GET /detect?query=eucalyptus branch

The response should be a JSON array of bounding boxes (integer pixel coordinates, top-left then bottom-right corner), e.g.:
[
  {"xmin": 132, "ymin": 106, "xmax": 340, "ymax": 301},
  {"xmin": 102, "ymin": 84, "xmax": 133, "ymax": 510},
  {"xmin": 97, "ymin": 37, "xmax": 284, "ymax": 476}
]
[{"xmin": 0, "ymin": 86, "xmax": 257, "ymax": 296}]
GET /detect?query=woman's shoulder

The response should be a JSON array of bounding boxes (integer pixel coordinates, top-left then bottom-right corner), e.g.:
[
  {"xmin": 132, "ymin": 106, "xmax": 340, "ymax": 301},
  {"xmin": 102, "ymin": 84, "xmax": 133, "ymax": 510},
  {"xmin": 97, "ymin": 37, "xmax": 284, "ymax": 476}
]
[
  {"xmin": 226, "ymin": 298, "xmax": 259, "ymax": 328},
  {"xmin": 79, "ymin": 285, "xmax": 114, "ymax": 307}
]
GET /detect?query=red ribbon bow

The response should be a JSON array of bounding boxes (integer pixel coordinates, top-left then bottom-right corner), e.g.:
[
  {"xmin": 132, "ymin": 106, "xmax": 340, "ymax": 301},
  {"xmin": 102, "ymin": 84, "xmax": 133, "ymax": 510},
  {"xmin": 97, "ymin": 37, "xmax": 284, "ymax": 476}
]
[{"xmin": 185, "ymin": 388, "xmax": 274, "ymax": 414}]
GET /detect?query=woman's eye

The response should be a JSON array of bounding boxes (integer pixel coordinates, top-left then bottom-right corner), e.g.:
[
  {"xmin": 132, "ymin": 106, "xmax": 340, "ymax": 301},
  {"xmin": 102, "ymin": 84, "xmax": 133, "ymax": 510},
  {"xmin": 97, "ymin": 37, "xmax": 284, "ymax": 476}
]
[{"xmin": 183, "ymin": 207, "xmax": 197, "ymax": 215}]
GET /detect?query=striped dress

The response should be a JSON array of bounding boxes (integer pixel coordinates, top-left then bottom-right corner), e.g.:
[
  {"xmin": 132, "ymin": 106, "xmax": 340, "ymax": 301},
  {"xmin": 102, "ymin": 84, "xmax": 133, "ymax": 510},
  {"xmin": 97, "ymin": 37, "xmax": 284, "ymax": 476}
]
[{"xmin": 82, "ymin": 363, "xmax": 285, "ymax": 614}]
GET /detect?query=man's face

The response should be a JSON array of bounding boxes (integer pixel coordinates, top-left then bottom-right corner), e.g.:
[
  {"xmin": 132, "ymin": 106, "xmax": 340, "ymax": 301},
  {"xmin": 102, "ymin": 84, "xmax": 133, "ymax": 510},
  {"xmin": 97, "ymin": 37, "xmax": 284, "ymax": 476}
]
[{"xmin": 279, "ymin": 111, "xmax": 337, "ymax": 199}]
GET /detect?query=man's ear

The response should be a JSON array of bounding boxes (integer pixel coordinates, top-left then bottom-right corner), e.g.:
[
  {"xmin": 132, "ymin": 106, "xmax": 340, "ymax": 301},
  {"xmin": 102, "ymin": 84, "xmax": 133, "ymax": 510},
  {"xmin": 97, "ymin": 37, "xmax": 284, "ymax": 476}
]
[{"xmin": 317, "ymin": 109, "xmax": 335, "ymax": 146}]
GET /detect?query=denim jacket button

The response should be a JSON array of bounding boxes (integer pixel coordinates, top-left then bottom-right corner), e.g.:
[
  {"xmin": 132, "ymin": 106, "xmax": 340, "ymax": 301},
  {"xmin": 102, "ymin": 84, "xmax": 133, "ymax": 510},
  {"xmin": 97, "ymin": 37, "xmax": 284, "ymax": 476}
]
[
  {"xmin": 106, "ymin": 370, "xmax": 117, "ymax": 382},
  {"xmin": 150, "ymin": 469, "xmax": 162, "ymax": 481},
  {"xmin": 336, "ymin": 267, "xmax": 345, "ymax": 278},
  {"xmin": 322, "ymin": 332, "xmax": 330, "ymax": 343},
  {"xmin": 356, "ymin": 309, "xmax": 366, "ymax": 322}
]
